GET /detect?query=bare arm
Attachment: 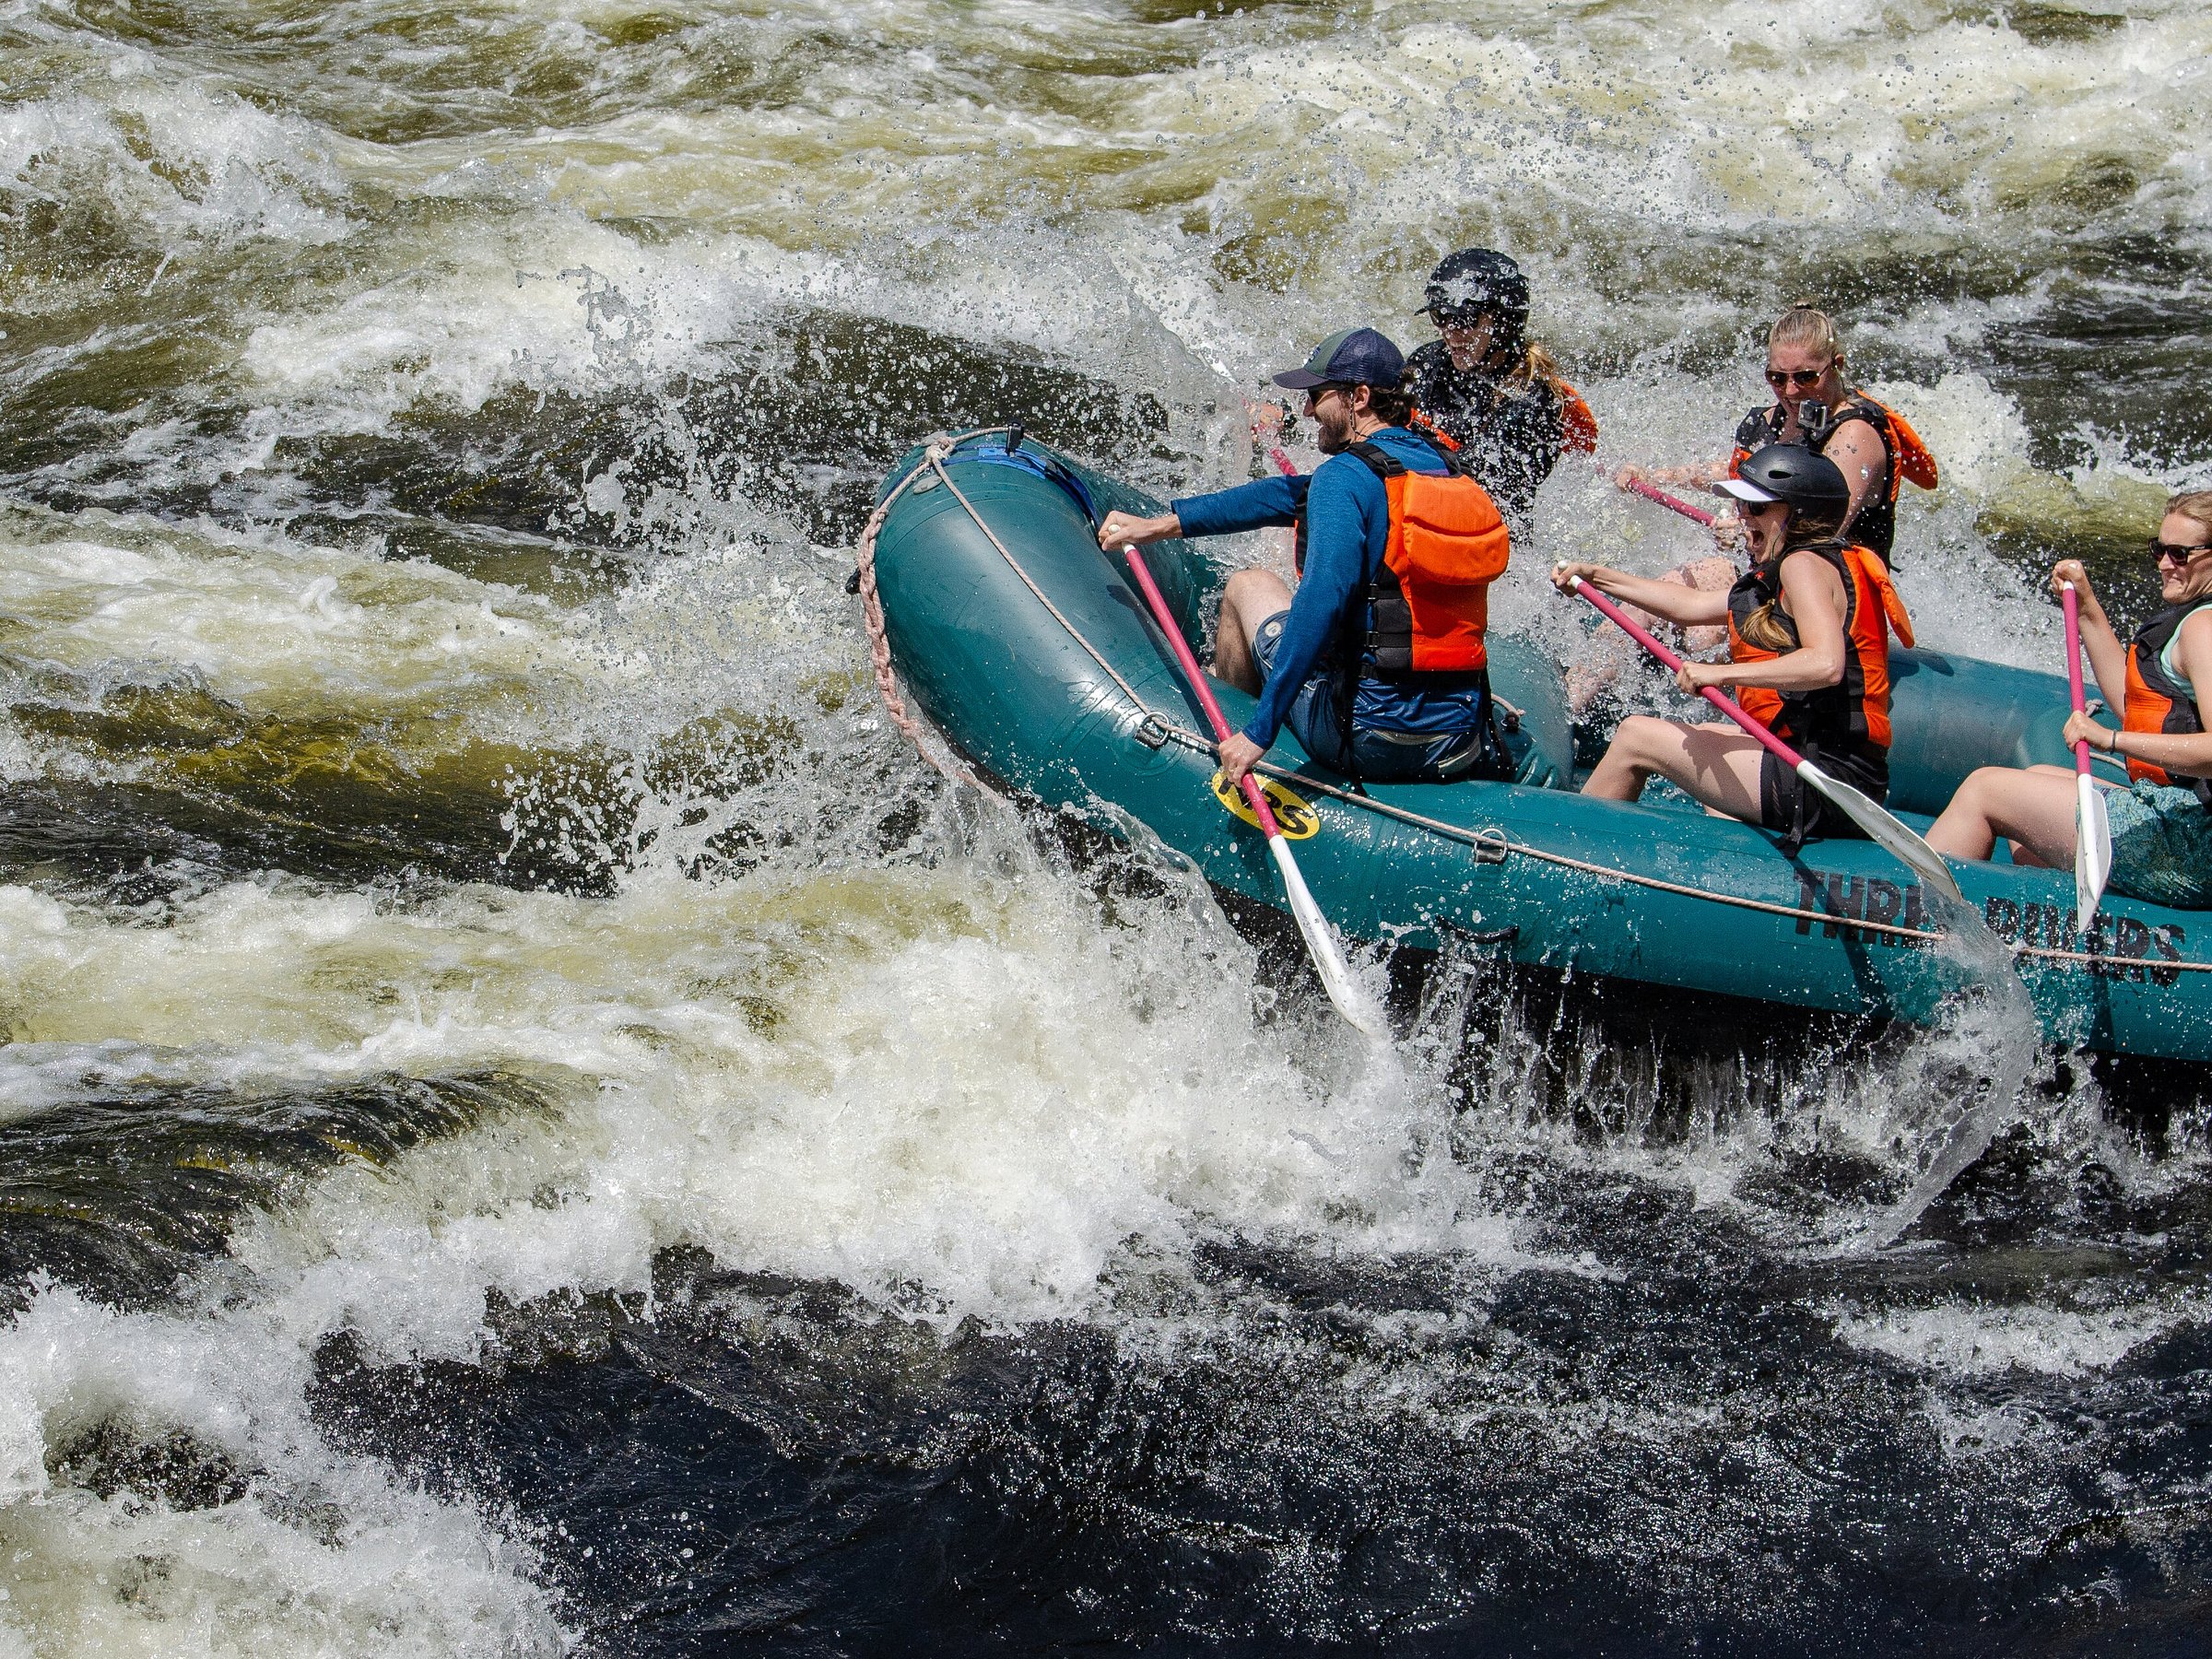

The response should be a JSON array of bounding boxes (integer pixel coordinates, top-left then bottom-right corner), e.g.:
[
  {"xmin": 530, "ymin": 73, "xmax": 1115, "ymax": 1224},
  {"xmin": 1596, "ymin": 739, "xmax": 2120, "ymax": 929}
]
[
  {"xmin": 1616, "ymin": 461, "xmax": 1729, "ymax": 490},
  {"xmin": 1551, "ymin": 560, "xmax": 1731, "ymax": 628},
  {"xmin": 1689, "ymin": 551, "xmax": 1847, "ymax": 694},
  {"xmin": 1824, "ymin": 418, "xmax": 1888, "ymax": 541}
]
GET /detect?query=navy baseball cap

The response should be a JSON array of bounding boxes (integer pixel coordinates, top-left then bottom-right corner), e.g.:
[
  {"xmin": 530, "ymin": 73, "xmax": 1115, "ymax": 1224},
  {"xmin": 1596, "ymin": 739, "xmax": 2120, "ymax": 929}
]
[{"xmin": 1271, "ymin": 326, "xmax": 1405, "ymax": 391}]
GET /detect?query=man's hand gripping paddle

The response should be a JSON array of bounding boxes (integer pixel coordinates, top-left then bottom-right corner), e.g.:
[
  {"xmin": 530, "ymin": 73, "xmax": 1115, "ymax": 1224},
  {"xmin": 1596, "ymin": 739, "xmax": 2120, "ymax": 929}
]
[
  {"xmin": 1563, "ymin": 572, "xmax": 1965, "ymax": 903},
  {"xmin": 2061, "ymin": 580, "xmax": 2113, "ymax": 933},
  {"xmin": 1118, "ymin": 543, "xmax": 1386, "ymax": 1038}
]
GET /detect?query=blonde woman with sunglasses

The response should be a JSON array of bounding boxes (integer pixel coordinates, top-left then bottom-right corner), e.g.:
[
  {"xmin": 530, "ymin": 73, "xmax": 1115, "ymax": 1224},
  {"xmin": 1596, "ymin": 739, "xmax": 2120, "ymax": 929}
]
[
  {"xmin": 1925, "ymin": 492, "xmax": 2212, "ymax": 908},
  {"xmin": 1572, "ymin": 305, "xmax": 1935, "ymax": 716},
  {"xmin": 1616, "ymin": 302, "xmax": 1937, "ymax": 567}
]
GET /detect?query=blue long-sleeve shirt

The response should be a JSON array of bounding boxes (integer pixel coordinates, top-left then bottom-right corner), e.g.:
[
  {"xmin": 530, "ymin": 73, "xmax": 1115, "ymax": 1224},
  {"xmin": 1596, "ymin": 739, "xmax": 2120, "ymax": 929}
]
[{"xmin": 1172, "ymin": 427, "xmax": 1488, "ymax": 748}]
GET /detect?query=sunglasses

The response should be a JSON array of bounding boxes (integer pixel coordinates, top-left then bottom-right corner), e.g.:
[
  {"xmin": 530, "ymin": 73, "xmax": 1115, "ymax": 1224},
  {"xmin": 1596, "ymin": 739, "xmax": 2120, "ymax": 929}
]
[
  {"xmin": 2150, "ymin": 537, "xmax": 2212, "ymax": 566},
  {"xmin": 1765, "ymin": 368, "xmax": 1827, "ymax": 390}
]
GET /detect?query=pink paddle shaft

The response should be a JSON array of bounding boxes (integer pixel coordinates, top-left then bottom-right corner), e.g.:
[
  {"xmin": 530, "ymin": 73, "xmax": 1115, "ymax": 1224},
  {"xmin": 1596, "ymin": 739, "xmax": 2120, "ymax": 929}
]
[
  {"xmin": 2062, "ymin": 582, "xmax": 2093, "ymax": 777},
  {"xmin": 1570, "ymin": 577, "xmax": 1805, "ymax": 771},
  {"xmin": 1621, "ymin": 475, "xmax": 1716, "ymax": 527},
  {"xmin": 1119, "ymin": 544, "xmax": 1286, "ymax": 838},
  {"xmin": 1267, "ymin": 446, "xmax": 1299, "ymax": 477}
]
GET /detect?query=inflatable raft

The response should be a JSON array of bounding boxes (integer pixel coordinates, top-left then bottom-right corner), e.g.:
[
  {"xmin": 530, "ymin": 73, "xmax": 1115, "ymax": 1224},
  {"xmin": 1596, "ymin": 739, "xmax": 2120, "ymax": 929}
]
[{"xmin": 865, "ymin": 429, "xmax": 2212, "ymax": 1061}]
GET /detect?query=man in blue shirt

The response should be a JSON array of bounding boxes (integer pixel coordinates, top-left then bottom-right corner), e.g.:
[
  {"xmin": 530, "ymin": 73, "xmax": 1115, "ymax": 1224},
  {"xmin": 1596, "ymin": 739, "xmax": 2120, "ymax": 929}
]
[{"xmin": 1097, "ymin": 326, "xmax": 1513, "ymax": 789}]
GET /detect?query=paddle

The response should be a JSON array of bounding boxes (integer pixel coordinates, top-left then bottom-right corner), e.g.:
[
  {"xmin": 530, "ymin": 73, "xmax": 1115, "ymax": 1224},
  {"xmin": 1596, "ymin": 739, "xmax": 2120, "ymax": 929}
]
[
  {"xmin": 2060, "ymin": 580, "xmax": 2114, "ymax": 932},
  {"xmin": 1563, "ymin": 573, "xmax": 1965, "ymax": 903},
  {"xmin": 1117, "ymin": 542, "xmax": 1386, "ymax": 1038},
  {"xmin": 1617, "ymin": 474, "xmax": 1716, "ymax": 528}
]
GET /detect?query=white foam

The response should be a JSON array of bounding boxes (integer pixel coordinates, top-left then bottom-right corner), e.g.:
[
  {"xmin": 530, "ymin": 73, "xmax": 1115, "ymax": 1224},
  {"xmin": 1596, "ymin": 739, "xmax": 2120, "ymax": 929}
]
[
  {"xmin": 8, "ymin": 0, "xmax": 2210, "ymax": 1635},
  {"xmin": 0, "ymin": 1283, "xmax": 563, "ymax": 1655},
  {"xmin": 0, "ymin": 819, "xmax": 1515, "ymax": 1324},
  {"xmin": 0, "ymin": 80, "xmax": 347, "ymax": 251},
  {"xmin": 0, "ymin": 509, "xmax": 596, "ymax": 771},
  {"xmin": 1835, "ymin": 1294, "xmax": 2208, "ymax": 1379}
]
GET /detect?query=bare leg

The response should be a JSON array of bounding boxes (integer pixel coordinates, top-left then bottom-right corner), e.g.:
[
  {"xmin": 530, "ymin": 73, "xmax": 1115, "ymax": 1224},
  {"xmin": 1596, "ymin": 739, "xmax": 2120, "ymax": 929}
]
[
  {"xmin": 1924, "ymin": 764, "xmax": 2082, "ymax": 867},
  {"xmin": 1582, "ymin": 717, "xmax": 1767, "ymax": 821},
  {"xmin": 1213, "ymin": 568, "xmax": 1293, "ymax": 695}
]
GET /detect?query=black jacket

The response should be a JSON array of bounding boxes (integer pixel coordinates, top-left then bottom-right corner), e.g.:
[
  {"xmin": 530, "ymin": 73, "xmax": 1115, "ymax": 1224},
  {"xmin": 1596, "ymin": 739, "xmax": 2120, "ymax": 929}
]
[{"xmin": 1405, "ymin": 338, "xmax": 1565, "ymax": 528}]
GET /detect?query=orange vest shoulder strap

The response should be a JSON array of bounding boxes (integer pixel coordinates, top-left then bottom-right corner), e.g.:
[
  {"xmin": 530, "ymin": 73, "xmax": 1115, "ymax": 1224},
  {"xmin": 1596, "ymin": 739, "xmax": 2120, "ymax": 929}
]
[
  {"xmin": 1407, "ymin": 409, "xmax": 1460, "ymax": 452},
  {"xmin": 1884, "ymin": 408, "xmax": 1938, "ymax": 491},
  {"xmin": 1555, "ymin": 381, "xmax": 1598, "ymax": 454}
]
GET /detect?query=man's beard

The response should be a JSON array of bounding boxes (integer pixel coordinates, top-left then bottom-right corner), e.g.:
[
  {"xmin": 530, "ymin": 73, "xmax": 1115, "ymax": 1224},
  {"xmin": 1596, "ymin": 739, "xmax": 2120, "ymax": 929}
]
[{"xmin": 1313, "ymin": 401, "xmax": 1354, "ymax": 453}]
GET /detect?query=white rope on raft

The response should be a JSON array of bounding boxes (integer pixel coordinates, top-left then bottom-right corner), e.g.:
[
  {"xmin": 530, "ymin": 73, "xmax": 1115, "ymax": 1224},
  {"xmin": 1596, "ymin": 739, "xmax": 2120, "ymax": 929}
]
[
  {"xmin": 853, "ymin": 434, "xmax": 2212, "ymax": 976},
  {"xmin": 851, "ymin": 434, "xmax": 981, "ymax": 788}
]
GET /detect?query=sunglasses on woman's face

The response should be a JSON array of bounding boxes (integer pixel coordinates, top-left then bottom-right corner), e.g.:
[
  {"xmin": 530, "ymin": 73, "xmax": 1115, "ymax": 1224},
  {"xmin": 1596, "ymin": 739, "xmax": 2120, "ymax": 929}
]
[
  {"xmin": 2151, "ymin": 537, "xmax": 2212, "ymax": 567},
  {"xmin": 1765, "ymin": 368, "xmax": 1826, "ymax": 389}
]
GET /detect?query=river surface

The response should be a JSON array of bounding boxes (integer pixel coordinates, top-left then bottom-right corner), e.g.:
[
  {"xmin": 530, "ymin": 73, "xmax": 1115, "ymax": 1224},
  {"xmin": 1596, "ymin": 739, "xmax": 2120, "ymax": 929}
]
[{"xmin": 5, "ymin": 1, "xmax": 2212, "ymax": 1653}]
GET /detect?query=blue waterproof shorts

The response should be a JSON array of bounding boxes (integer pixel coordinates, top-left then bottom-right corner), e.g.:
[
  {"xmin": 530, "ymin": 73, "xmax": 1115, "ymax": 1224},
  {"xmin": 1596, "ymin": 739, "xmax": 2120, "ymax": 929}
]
[{"xmin": 1250, "ymin": 612, "xmax": 1515, "ymax": 783}]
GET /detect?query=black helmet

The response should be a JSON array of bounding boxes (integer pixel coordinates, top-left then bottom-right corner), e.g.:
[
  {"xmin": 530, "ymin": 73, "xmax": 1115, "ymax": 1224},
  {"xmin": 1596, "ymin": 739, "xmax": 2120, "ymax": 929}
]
[
  {"xmin": 1419, "ymin": 248, "xmax": 1530, "ymax": 349},
  {"xmin": 1713, "ymin": 444, "xmax": 1851, "ymax": 515}
]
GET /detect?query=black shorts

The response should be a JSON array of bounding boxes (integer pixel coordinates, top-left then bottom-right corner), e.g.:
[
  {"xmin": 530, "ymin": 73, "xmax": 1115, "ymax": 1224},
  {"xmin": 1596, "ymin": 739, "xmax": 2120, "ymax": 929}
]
[{"xmin": 1759, "ymin": 746, "xmax": 1888, "ymax": 843}]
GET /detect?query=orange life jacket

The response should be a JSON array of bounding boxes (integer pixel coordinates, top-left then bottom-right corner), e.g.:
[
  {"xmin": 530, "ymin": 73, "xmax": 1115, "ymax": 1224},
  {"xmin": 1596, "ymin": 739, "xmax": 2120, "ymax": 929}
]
[
  {"xmin": 1342, "ymin": 439, "xmax": 1510, "ymax": 673},
  {"xmin": 1728, "ymin": 392, "xmax": 1937, "ymax": 563},
  {"xmin": 2122, "ymin": 597, "xmax": 2212, "ymax": 806},
  {"xmin": 1556, "ymin": 381, "xmax": 1599, "ymax": 454},
  {"xmin": 1724, "ymin": 541, "xmax": 1912, "ymax": 756}
]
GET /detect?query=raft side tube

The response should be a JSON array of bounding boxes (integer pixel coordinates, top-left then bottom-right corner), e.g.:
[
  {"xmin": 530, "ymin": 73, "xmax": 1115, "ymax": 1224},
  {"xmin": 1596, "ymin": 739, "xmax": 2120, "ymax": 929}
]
[{"xmin": 870, "ymin": 435, "xmax": 2212, "ymax": 1060}]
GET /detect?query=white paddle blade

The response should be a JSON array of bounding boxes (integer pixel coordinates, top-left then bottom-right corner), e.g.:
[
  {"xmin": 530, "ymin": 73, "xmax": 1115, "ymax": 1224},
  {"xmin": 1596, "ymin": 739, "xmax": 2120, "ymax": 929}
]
[
  {"xmin": 2075, "ymin": 772, "xmax": 2113, "ymax": 933},
  {"xmin": 1266, "ymin": 834, "xmax": 1388, "ymax": 1038},
  {"xmin": 1797, "ymin": 760, "xmax": 1966, "ymax": 904}
]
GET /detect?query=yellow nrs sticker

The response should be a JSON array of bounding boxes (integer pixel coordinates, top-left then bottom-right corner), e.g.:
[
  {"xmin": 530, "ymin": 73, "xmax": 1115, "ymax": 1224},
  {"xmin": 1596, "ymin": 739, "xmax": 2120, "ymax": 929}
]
[{"xmin": 1210, "ymin": 770, "xmax": 1320, "ymax": 840}]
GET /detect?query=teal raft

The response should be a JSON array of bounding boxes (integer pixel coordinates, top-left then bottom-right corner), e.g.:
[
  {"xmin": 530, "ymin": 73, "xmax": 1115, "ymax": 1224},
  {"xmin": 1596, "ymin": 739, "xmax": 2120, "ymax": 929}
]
[{"xmin": 865, "ymin": 429, "xmax": 2212, "ymax": 1061}]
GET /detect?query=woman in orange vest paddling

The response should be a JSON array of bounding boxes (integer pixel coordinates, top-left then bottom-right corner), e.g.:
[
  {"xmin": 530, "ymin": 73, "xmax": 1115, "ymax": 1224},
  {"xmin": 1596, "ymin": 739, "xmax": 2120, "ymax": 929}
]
[
  {"xmin": 1553, "ymin": 446, "xmax": 1912, "ymax": 843},
  {"xmin": 1924, "ymin": 492, "xmax": 2212, "ymax": 907}
]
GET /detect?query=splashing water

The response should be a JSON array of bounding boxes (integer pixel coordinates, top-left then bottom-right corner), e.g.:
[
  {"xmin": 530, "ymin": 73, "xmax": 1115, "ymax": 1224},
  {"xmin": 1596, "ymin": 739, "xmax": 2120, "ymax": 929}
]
[
  {"xmin": 1864, "ymin": 900, "xmax": 2049, "ymax": 1247},
  {"xmin": 4, "ymin": 0, "xmax": 2211, "ymax": 1651}
]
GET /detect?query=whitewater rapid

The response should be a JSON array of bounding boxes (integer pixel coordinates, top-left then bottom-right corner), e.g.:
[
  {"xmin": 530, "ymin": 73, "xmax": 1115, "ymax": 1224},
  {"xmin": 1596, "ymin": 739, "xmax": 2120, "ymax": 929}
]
[{"xmin": 4, "ymin": 0, "xmax": 2210, "ymax": 1650}]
